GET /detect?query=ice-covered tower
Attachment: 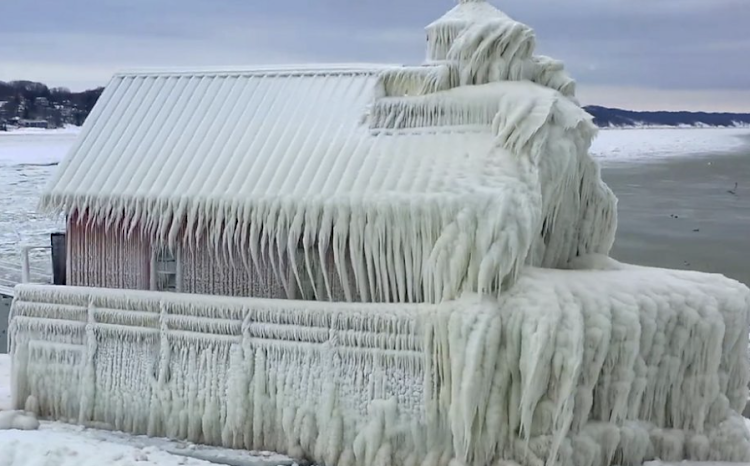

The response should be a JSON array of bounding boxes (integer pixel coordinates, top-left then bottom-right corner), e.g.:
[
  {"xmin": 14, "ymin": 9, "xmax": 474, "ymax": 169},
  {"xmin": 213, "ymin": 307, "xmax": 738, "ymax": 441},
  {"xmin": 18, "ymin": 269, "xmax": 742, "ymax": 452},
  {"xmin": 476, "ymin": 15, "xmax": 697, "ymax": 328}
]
[
  {"xmin": 425, "ymin": 0, "xmax": 513, "ymax": 62},
  {"xmin": 369, "ymin": 0, "xmax": 615, "ymax": 286},
  {"xmin": 376, "ymin": 0, "xmax": 575, "ymax": 98}
]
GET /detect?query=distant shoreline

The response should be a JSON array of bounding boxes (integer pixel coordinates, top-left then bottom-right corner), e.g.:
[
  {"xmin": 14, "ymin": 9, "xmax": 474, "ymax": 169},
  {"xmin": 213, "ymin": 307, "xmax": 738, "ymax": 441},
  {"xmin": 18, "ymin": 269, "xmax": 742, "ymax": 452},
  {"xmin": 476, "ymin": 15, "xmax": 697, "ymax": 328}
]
[
  {"xmin": 598, "ymin": 125, "xmax": 750, "ymax": 131},
  {"xmin": 2, "ymin": 124, "xmax": 749, "ymax": 135},
  {"xmin": 0, "ymin": 125, "xmax": 82, "ymax": 136}
]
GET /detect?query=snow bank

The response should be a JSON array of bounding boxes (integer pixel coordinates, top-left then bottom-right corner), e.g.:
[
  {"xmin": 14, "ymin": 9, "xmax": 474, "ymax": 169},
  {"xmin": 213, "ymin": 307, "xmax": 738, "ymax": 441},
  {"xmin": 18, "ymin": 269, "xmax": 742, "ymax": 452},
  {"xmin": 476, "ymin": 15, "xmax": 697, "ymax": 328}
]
[
  {"xmin": 0, "ymin": 421, "xmax": 300, "ymax": 466},
  {"xmin": 0, "ymin": 428, "xmax": 215, "ymax": 466},
  {"xmin": 0, "ymin": 410, "xmax": 39, "ymax": 431},
  {"xmin": 8, "ymin": 268, "xmax": 750, "ymax": 465},
  {"xmin": 0, "ymin": 357, "xmax": 40, "ymax": 432}
]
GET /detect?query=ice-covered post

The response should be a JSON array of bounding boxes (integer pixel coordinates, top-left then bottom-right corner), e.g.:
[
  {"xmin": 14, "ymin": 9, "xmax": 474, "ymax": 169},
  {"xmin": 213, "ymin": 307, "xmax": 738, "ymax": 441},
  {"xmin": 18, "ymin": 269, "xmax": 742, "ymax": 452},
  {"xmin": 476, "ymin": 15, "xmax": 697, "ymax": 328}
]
[
  {"xmin": 21, "ymin": 246, "xmax": 31, "ymax": 284},
  {"xmin": 20, "ymin": 245, "xmax": 52, "ymax": 284}
]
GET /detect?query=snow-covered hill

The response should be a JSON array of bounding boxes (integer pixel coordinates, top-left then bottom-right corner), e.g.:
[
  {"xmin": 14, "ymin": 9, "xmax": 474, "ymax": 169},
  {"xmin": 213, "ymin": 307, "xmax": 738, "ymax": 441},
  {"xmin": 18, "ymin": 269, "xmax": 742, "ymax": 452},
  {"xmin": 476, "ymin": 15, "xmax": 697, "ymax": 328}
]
[{"xmin": 585, "ymin": 106, "xmax": 750, "ymax": 129}]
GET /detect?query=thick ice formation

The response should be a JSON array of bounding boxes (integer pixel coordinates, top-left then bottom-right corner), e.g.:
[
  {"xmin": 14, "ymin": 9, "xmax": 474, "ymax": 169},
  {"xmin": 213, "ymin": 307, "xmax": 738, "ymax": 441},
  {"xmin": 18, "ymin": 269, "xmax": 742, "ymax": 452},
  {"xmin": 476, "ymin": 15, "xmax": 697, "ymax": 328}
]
[
  {"xmin": 9, "ymin": 267, "xmax": 750, "ymax": 465},
  {"xmin": 11, "ymin": 1, "xmax": 750, "ymax": 465},
  {"xmin": 0, "ymin": 410, "xmax": 40, "ymax": 431},
  {"xmin": 423, "ymin": 0, "xmax": 575, "ymax": 95}
]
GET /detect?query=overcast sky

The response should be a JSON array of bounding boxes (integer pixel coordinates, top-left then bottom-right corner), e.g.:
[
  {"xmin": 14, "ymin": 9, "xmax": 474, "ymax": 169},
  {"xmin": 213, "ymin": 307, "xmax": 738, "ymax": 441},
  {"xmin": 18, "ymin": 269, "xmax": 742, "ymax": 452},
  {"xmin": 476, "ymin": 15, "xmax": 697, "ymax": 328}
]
[{"xmin": 1, "ymin": 0, "xmax": 748, "ymax": 111}]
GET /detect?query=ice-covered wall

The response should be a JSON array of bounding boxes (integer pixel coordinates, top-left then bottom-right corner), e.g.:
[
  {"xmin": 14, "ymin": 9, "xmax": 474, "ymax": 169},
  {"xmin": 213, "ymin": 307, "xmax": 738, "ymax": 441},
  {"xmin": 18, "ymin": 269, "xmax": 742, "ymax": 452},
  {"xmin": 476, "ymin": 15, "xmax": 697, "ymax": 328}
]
[
  {"xmin": 68, "ymin": 213, "xmax": 361, "ymax": 301},
  {"xmin": 10, "ymin": 261, "xmax": 750, "ymax": 466},
  {"xmin": 67, "ymin": 214, "xmax": 150, "ymax": 289}
]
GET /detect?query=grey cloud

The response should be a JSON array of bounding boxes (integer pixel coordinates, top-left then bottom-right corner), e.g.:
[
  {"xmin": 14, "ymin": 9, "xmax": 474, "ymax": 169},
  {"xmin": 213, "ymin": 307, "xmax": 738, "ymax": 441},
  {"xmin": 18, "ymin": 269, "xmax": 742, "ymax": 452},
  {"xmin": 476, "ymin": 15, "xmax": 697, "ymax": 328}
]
[{"xmin": 0, "ymin": 0, "xmax": 747, "ymax": 110}]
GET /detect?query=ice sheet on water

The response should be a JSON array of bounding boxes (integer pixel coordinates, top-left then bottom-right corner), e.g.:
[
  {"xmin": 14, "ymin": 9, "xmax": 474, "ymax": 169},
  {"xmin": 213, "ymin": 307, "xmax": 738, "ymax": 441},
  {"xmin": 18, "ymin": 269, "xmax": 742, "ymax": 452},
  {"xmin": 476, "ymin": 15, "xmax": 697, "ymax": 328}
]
[
  {"xmin": 0, "ymin": 132, "xmax": 72, "ymax": 284},
  {"xmin": 0, "ymin": 129, "xmax": 78, "ymax": 165},
  {"xmin": 591, "ymin": 127, "xmax": 749, "ymax": 165}
]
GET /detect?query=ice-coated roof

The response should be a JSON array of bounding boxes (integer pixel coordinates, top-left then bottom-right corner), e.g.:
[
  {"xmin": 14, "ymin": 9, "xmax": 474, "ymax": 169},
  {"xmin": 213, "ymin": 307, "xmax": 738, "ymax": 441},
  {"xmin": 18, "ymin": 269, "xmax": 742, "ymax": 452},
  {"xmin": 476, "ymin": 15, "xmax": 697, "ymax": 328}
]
[{"xmin": 41, "ymin": 66, "xmax": 510, "ymax": 218}]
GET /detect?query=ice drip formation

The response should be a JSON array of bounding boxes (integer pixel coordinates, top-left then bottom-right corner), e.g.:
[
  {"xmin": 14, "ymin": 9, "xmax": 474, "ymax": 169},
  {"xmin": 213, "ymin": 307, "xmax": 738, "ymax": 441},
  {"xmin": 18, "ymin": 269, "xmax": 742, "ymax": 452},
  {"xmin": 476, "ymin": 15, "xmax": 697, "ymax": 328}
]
[{"xmin": 8, "ymin": 1, "xmax": 750, "ymax": 465}]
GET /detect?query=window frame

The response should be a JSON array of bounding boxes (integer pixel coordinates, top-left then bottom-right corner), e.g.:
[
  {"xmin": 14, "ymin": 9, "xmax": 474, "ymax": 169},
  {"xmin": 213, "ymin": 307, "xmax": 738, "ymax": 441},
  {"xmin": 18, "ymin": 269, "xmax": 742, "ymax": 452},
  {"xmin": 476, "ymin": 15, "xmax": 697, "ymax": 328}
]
[{"xmin": 150, "ymin": 245, "xmax": 182, "ymax": 293}]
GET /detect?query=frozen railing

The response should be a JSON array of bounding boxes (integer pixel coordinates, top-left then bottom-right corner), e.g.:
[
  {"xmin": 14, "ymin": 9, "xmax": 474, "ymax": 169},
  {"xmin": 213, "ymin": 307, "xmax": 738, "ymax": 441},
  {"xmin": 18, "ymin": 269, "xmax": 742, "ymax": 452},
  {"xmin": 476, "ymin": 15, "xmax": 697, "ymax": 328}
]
[{"xmin": 0, "ymin": 245, "xmax": 53, "ymax": 295}]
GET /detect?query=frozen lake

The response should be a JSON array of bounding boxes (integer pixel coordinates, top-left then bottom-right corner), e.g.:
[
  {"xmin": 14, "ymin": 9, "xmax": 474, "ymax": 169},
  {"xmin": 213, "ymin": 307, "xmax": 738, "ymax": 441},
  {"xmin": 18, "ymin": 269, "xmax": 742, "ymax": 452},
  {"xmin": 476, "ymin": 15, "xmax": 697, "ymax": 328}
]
[
  {"xmin": 0, "ymin": 126, "xmax": 748, "ymax": 286},
  {"xmin": 0, "ymin": 129, "xmax": 78, "ymax": 287}
]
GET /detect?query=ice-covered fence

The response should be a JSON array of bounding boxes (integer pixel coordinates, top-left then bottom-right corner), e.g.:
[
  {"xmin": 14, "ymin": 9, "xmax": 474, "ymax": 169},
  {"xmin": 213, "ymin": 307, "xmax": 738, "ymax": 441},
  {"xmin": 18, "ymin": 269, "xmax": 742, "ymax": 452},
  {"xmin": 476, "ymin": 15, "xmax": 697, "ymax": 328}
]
[
  {"xmin": 8, "ymin": 263, "xmax": 750, "ymax": 466},
  {"xmin": 0, "ymin": 246, "xmax": 53, "ymax": 295}
]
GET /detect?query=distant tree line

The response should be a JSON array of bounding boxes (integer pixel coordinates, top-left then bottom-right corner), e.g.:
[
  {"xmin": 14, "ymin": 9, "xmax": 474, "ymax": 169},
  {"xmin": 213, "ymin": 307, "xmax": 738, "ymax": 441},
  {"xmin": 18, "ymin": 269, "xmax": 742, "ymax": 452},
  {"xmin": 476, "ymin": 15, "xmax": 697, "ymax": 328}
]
[
  {"xmin": 0, "ymin": 80, "xmax": 104, "ymax": 129},
  {"xmin": 584, "ymin": 105, "xmax": 750, "ymax": 128}
]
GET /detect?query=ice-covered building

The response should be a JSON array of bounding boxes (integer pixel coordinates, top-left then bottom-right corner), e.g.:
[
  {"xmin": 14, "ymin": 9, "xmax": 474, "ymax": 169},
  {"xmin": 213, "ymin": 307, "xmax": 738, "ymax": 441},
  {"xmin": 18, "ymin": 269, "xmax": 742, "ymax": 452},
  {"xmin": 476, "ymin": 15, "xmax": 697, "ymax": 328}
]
[{"xmin": 8, "ymin": 1, "xmax": 750, "ymax": 465}]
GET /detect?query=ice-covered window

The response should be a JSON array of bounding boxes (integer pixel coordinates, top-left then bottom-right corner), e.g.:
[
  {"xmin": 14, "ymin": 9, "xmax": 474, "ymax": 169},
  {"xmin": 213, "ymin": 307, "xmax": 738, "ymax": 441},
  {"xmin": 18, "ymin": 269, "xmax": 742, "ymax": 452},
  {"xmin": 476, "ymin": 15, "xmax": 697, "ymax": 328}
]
[{"xmin": 152, "ymin": 247, "xmax": 180, "ymax": 292}]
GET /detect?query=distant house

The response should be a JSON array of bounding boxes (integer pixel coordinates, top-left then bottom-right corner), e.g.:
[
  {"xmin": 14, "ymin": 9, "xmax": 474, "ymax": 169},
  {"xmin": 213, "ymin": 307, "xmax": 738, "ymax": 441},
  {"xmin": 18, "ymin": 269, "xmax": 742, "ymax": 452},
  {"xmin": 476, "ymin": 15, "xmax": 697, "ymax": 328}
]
[
  {"xmin": 35, "ymin": 97, "xmax": 49, "ymax": 107},
  {"xmin": 18, "ymin": 119, "xmax": 49, "ymax": 129}
]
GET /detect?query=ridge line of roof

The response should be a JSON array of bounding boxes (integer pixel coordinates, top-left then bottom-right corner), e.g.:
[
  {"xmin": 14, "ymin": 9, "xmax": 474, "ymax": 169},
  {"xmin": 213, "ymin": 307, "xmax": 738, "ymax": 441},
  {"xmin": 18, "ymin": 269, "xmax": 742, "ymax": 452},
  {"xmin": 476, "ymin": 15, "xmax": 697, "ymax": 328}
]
[{"xmin": 112, "ymin": 63, "xmax": 404, "ymax": 78}]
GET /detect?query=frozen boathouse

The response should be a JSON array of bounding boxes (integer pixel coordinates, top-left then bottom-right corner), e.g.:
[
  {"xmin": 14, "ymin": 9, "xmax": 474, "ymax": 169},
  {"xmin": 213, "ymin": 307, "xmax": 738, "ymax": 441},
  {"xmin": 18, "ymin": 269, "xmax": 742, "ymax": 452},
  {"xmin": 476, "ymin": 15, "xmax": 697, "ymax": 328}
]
[{"xmin": 9, "ymin": 1, "xmax": 750, "ymax": 465}]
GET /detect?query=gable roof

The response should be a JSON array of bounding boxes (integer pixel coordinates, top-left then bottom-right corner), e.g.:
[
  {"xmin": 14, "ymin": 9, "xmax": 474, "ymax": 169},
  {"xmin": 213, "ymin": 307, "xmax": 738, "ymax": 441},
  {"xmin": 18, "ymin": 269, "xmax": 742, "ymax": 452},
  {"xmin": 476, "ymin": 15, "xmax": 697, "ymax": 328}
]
[{"xmin": 40, "ymin": 66, "xmax": 516, "ymax": 236}]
